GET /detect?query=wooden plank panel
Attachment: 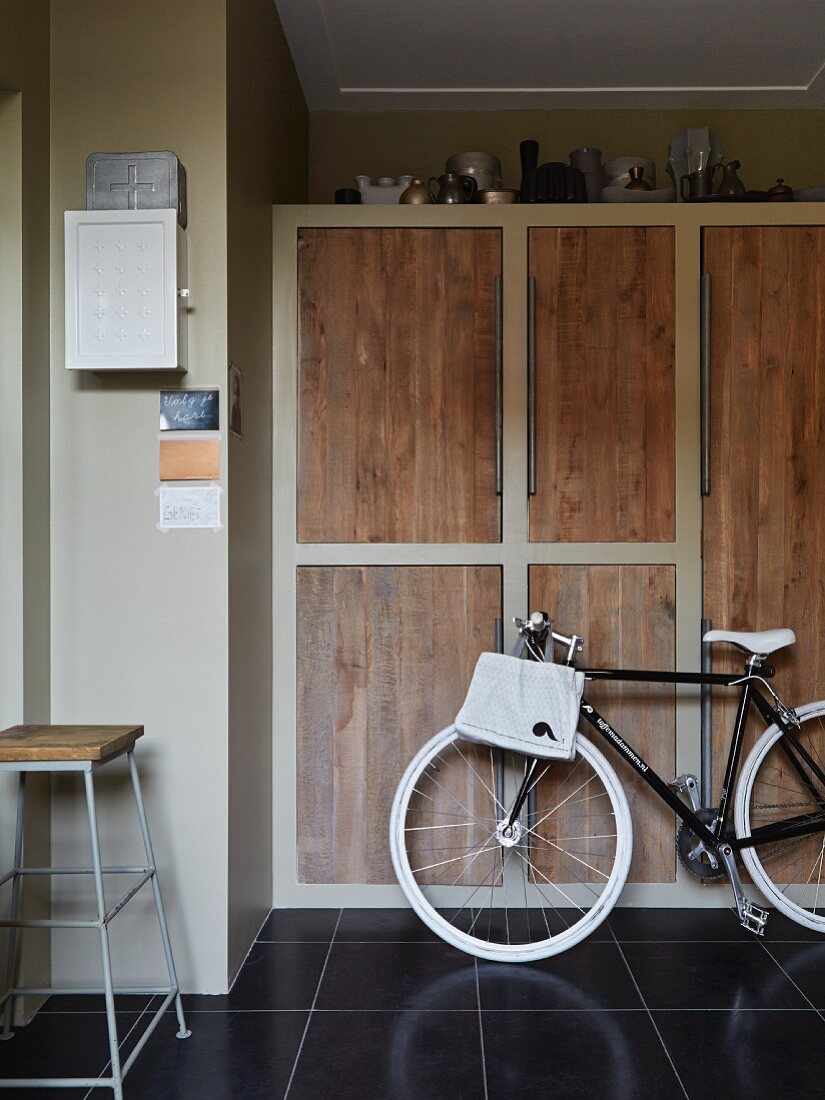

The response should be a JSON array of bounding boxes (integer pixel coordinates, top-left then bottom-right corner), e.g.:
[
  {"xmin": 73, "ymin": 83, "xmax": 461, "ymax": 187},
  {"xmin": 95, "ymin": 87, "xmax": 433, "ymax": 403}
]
[
  {"xmin": 297, "ymin": 566, "xmax": 501, "ymax": 884},
  {"xmin": 529, "ymin": 227, "xmax": 675, "ymax": 543},
  {"xmin": 297, "ymin": 228, "xmax": 501, "ymax": 543},
  {"xmin": 530, "ymin": 565, "xmax": 677, "ymax": 883},
  {"xmin": 703, "ymin": 228, "xmax": 825, "ymax": 842}
]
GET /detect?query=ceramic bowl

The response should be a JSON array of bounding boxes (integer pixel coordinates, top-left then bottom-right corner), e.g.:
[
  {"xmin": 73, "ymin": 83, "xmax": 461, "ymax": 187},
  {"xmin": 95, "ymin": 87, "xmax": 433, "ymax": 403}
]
[
  {"xmin": 794, "ymin": 186, "xmax": 825, "ymax": 201},
  {"xmin": 601, "ymin": 185, "xmax": 675, "ymax": 204},
  {"xmin": 474, "ymin": 189, "xmax": 520, "ymax": 204}
]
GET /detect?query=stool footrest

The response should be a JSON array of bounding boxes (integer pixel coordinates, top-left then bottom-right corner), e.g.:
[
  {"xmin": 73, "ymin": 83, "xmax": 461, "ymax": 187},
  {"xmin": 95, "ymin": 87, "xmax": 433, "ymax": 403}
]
[
  {"xmin": 0, "ymin": 865, "xmax": 151, "ymax": 888},
  {"xmin": 0, "ymin": 1076, "xmax": 119, "ymax": 1089},
  {"xmin": 1, "ymin": 986, "xmax": 175, "ymax": 1003},
  {"xmin": 0, "ymin": 870, "xmax": 155, "ymax": 929}
]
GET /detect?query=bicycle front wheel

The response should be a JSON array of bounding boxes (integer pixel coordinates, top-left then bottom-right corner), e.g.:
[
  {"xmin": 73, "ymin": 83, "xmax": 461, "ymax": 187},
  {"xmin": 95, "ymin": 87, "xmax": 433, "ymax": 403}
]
[
  {"xmin": 390, "ymin": 726, "xmax": 632, "ymax": 962},
  {"xmin": 735, "ymin": 700, "xmax": 825, "ymax": 931}
]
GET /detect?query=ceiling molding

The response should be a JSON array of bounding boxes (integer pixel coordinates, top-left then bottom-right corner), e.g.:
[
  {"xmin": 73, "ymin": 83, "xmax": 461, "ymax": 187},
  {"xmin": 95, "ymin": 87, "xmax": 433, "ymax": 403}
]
[{"xmin": 276, "ymin": 0, "xmax": 825, "ymax": 111}]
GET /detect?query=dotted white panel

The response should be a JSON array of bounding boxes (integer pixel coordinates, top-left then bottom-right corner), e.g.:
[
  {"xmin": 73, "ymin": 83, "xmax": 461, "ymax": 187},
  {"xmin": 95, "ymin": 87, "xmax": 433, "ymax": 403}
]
[
  {"xmin": 65, "ymin": 209, "xmax": 185, "ymax": 371},
  {"xmin": 78, "ymin": 222, "xmax": 165, "ymax": 358}
]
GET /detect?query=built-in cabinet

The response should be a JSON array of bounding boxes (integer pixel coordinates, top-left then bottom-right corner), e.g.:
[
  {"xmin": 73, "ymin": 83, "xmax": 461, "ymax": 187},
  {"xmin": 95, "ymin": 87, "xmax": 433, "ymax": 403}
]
[
  {"xmin": 703, "ymin": 226, "xmax": 825, "ymax": 788},
  {"xmin": 530, "ymin": 565, "xmax": 676, "ymax": 883},
  {"xmin": 275, "ymin": 205, "xmax": 825, "ymax": 902},
  {"xmin": 297, "ymin": 228, "xmax": 501, "ymax": 543},
  {"xmin": 296, "ymin": 565, "xmax": 501, "ymax": 884},
  {"xmin": 529, "ymin": 227, "xmax": 675, "ymax": 543}
]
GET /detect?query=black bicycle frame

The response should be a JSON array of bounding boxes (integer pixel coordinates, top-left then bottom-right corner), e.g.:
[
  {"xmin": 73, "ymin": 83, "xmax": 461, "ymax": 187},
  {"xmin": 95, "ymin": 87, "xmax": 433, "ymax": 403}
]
[{"xmin": 575, "ymin": 666, "xmax": 825, "ymax": 853}]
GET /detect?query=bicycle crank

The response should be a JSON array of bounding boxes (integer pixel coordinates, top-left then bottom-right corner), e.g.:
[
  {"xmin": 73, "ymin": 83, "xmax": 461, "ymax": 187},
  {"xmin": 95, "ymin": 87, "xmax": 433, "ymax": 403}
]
[{"xmin": 676, "ymin": 808, "xmax": 727, "ymax": 883}]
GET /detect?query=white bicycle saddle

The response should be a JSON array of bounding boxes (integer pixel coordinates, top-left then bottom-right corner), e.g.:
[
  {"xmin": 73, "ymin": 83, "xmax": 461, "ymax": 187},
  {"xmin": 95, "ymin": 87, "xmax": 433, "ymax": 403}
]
[{"xmin": 702, "ymin": 628, "xmax": 796, "ymax": 655}]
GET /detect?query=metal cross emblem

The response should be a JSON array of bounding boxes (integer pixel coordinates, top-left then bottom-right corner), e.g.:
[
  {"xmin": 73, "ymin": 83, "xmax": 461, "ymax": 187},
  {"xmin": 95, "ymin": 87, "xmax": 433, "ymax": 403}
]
[{"xmin": 108, "ymin": 163, "xmax": 155, "ymax": 209}]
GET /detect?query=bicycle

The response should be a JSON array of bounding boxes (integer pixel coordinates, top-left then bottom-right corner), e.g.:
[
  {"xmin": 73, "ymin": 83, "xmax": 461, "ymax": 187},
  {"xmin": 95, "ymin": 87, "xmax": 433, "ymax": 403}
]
[{"xmin": 389, "ymin": 611, "xmax": 825, "ymax": 962}]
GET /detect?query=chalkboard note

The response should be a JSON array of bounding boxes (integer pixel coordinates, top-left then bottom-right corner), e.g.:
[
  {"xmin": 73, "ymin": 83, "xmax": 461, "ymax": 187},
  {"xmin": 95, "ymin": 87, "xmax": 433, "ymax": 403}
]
[{"xmin": 160, "ymin": 389, "xmax": 219, "ymax": 431}]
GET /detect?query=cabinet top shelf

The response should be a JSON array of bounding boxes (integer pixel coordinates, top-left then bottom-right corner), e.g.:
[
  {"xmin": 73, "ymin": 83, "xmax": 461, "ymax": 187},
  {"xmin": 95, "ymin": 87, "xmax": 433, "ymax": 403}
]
[{"xmin": 275, "ymin": 202, "xmax": 825, "ymax": 230}]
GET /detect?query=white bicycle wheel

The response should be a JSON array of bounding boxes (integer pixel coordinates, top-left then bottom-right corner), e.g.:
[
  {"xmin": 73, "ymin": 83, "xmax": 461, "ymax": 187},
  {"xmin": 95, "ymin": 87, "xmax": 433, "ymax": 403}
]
[
  {"xmin": 390, "ymin": 725, "xmax": 632, "ymax": 961},
  {"xmin": 735, "ymin": 699, "xmax": 825, "ymax": 932}
]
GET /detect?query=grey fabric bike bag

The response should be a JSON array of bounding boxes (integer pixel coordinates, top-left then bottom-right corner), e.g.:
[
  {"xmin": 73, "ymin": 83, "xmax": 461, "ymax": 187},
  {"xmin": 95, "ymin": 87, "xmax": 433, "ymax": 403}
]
[{"xmin": 455, "ymin": 652, "xmax": 585, "ymax": 761}]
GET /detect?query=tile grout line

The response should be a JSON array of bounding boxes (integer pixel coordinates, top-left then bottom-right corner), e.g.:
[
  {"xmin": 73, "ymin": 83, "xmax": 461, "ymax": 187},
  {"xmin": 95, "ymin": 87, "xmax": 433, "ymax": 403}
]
[
  {"xmin": 283, "ymin": 907, "xmax": 343, "ymax": 1099},
  {"xmin": 474, "ymin": 957, "xmax": 489, "ymax": 1100},
  {"xmin": 80, "ymin": 994, "xmax": 159, "ymax": 1100},
  {"xmin": 609, "ymin": 931, "xmax": 691, "ymax": 1100},
  {"xmin": 757, "ymin": 938, "xmax": 825, "ymax": 1020}
]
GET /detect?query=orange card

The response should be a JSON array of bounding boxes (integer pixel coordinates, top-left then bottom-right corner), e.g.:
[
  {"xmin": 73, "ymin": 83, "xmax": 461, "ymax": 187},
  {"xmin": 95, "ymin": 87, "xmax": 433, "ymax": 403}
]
[{"xmin": 159, "ymin": 438, "xmax": 220, "ymax": 481}]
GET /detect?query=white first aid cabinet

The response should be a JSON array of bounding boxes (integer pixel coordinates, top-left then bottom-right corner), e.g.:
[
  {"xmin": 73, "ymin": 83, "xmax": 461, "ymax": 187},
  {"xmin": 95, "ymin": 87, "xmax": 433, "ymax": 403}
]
[{"xmin": 64, "ymin": 209, "xmax": 187, "ymax": 371}]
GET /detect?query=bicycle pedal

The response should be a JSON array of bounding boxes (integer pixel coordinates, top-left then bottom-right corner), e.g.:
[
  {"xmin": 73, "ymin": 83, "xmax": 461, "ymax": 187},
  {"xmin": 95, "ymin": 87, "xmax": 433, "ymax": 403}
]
[
  {"xmin": 740, "ymin": 902, "xmax": 769, "ymax": 936},
  {"xmin": 668, "ymin": 774, "xmax": 702, "ymax": 812}
]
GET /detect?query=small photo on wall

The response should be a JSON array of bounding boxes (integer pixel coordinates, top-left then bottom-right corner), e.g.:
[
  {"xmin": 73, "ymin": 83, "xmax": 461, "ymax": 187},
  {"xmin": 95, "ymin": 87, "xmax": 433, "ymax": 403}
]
[{"xmin": 229, "ymin": 362, "xmax": 243, "ymax": 439}]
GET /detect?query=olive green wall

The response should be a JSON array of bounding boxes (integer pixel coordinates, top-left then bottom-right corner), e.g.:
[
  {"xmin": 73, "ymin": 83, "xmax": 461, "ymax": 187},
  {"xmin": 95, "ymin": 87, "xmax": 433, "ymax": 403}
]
[
  {"xmin": 48, "ymin": 0, "xmax": 307, "ymax": 995},
  {"xmin": 0, "ymin": 0, "xmax": 51, "ymax": 1021},
  {"xmin": 309, "ymin": 108, "xmax": 825, "ymax": 202},
  {"xmin": 226, "ymin": 0, "xmax": 307, "ymax": 979},
  {"xmin": 49, "ymin": 0, "xmax": 232, "ymax": 995}
]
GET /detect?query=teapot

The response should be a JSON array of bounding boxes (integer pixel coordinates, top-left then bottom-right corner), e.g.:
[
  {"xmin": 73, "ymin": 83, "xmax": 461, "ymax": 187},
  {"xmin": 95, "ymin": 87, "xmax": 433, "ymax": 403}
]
[{"xmin": 427, "ymin": 173, "xmax": 477, "ymax": 204}]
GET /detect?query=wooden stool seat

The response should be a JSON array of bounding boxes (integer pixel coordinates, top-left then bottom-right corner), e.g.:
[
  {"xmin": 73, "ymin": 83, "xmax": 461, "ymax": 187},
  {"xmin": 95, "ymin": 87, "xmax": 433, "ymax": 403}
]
[{"xmin": 0, "ymin": 725, "xmax": 143, "ymax": 763}]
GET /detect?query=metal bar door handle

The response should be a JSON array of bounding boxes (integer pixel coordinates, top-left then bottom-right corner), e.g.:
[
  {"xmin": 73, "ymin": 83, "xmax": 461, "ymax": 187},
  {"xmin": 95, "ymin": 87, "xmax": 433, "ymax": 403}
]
[
  {"xmin": 527, "ymin": 275, "xmax": 537, "ymax": 496},
  {"xmin": 700, "ymin": 273, "xmax": 711, "ymax": 496},
  {"xmin": 701, "ymin": 617, "xmax": 712, "ymax": 803},
  {"xmin": 494, "ymin": 275, "xmax": 503, "ymax": 495},
  {"xmin": 494, "ymin": 618, "xmax": 504, "ymax": 654}
]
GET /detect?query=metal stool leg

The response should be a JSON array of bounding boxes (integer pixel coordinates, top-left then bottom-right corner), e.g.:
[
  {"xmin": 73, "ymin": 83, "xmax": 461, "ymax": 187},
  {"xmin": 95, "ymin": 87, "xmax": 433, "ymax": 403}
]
[
  {"xmin": 127, "ymin": 751, "xmax": 191, "ymax": 1040},
  {"xmin": 84, "ymin": 769, "xmax": 124, "ymax": 1100},
  {"xmin": 1, "ymin": 772, "xmax": 26, "ymax": 1040}
]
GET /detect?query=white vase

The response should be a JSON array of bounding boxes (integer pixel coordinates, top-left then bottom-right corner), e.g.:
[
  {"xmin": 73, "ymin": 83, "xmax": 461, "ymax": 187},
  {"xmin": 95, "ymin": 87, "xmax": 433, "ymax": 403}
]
[{"xmin": 355, "ymin": 175, "xmax": 415, "ymax": 205}]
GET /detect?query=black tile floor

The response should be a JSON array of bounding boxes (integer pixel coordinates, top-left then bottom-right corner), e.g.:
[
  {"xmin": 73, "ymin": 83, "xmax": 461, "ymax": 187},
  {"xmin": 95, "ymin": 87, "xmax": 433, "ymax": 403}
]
[{"xmin": 3, "ymin": 907, "xmax": 825, "ymax": 1098}]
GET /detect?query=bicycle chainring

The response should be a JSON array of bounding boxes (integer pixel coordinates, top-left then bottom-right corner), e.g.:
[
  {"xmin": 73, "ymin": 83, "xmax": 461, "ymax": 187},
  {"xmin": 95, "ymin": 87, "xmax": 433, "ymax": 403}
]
[{"xmin": 676, "ymin": 808, "xmax": 727, "ymax": 884}]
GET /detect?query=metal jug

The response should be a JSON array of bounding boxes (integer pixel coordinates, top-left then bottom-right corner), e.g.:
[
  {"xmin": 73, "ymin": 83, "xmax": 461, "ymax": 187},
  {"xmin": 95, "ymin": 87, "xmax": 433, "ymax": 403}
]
[
  {"xmin": 716, "ymin": 160, "xmax": 746, "ymax": 197},
  {"xmin": 427, "ymin": 173, "xmax": 477, "ymax": 204},
  {"xmin": 680, "ymin": 165, "xmax": 720, "ymax": 200}
]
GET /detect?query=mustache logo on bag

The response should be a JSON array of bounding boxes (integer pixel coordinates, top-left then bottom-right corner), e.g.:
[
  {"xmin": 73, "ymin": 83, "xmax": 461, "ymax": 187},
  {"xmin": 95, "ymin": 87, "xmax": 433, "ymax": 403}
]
[{"xmin": 532, "ymin": 721, "xmax": 559, "ymax": 741}]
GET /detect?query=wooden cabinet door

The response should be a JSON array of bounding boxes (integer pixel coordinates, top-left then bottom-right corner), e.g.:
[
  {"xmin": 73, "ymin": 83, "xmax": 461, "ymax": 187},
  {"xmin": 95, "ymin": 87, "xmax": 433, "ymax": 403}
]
[
  {"xmin": 297, "ymin": 565, "xmax": 501, "ymax": 884},
  {"xmin": 530, "ymin": 565, "xmax": 676, "ymax": 883},
  {"xmin": 298, "ymin": 229, "xmax": 501, "ymax": 543},
  {"xmin": 703, "ymin": 227, "xmax": 825, "ymax": 786},
  {"xmin": 528, "ymin": 228, "xmax": 675, "ymax": 543}
]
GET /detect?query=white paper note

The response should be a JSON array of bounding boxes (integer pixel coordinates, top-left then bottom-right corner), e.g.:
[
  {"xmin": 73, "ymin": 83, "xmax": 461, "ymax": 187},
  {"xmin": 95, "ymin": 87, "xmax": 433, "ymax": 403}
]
[{"xmin": 157, "ymin": 485, "xmax": 223, "ymax": 531}]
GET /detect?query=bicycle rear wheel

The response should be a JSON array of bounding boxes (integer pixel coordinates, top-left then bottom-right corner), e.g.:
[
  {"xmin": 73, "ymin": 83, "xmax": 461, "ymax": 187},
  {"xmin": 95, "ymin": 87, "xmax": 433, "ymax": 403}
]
[
  {"xmin": 390, "ymin": 726, "xmax": 632, "ymax": 961},
  {"xmin": 735, "ymin": 700, "xmax": 825, "ymax": 931}
]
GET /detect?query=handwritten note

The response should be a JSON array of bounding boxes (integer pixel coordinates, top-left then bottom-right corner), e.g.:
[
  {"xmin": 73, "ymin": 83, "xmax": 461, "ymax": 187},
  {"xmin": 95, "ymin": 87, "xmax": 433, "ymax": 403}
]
[
  {"xmin": 160, "ymin": 389, "xmax": 219, "ymax": 431},
  {"xmin": 157, "ymin": 485, "xmax": 222, "ymax": 531}
]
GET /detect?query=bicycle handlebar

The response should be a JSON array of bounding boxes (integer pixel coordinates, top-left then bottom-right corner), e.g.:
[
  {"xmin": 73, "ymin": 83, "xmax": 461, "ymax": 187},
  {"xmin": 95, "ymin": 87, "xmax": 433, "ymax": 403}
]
[{"xmin": 513, "ymin": 612, "xmax": 584, "ymax": 664}]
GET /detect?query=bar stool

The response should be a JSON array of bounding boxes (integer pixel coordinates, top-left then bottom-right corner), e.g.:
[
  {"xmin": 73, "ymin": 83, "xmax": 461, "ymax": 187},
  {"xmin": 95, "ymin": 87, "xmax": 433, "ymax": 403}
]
[{"xmin": 0, "ymin": 725, "xmax": 191, "ymax": 1098}]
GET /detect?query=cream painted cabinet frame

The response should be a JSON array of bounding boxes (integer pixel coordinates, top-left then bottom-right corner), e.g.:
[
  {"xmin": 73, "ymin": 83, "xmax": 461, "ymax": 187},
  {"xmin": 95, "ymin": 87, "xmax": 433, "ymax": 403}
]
[{"xmin": 272, "ymin": 202, "xmax": 825, "ymax": 909}]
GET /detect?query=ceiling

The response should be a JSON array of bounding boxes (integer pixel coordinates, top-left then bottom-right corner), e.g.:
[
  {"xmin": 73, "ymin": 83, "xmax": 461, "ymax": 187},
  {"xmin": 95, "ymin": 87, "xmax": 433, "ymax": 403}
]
[{"xmin": 274, "ymin": 0, "xmax": 825, "ymax": 110}]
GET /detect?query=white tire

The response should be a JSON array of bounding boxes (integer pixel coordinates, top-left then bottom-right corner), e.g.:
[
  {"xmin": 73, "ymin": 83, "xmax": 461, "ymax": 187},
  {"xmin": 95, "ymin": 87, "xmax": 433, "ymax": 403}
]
[
  {"xmin": 735, "ymin": 699, "xmax": 825, "ymax": 932},
  {"xmin": 390, "ymin": 725, "xmax": 632, "ymax": 961}
]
